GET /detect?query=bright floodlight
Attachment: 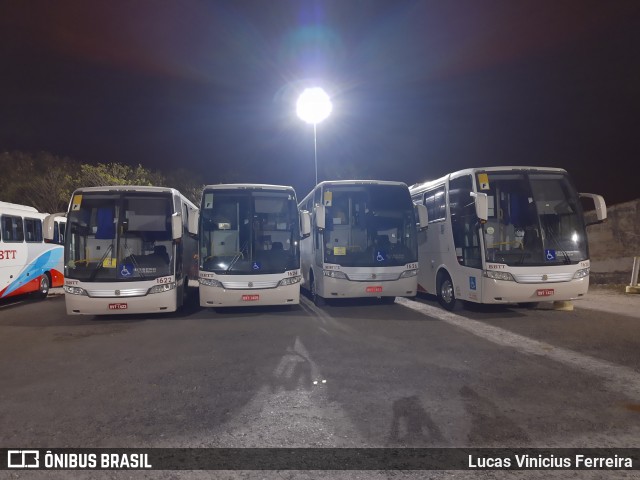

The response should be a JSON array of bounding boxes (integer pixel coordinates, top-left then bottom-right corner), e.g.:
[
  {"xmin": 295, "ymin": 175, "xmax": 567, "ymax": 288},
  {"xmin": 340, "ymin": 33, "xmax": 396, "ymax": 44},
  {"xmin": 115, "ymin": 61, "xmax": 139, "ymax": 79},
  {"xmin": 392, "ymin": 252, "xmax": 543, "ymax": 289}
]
[{"xmin": 296, "ymin": 87, "xmax": 332, "ymax": 125}]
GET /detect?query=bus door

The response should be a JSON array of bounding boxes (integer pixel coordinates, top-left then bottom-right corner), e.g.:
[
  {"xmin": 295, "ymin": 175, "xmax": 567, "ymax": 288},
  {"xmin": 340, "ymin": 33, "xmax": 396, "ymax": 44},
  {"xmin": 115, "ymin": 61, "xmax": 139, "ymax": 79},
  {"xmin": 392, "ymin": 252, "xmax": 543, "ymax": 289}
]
[{"xmin": 448, "ymin": 175, "xmax": 483, "ymax": 302}]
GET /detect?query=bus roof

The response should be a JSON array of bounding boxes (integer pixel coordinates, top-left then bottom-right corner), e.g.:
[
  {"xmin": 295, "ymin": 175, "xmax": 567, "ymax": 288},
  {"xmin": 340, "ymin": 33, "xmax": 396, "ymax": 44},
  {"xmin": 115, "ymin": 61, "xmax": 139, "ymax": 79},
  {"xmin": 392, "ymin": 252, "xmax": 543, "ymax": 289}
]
[
  {"xmin": 69, "ymin": 185, "xmax": 198, "ymax": 210},
  {"xmin": 409, "ymin": 166, "xmax": 569, "ymax": 192},
  {"xmin": 202, "ymin": 184, "xmax": 296, "ymax": 192},
  {"xmin": 314, "ymin": 180, "xmax": 409, "ymax": 188},
  {"xmin": 0, "ymin": 201, "xmax": 39, "ymax": 213},
  {"xmin": 71, "ymin": 185, "xmax": 181, "ymax": 195}
]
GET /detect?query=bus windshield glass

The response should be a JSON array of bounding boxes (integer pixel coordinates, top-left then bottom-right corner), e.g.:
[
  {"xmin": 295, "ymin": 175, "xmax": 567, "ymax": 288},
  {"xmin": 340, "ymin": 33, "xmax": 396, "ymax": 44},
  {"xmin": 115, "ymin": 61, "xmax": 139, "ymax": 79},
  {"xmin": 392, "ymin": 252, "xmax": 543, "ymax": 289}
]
[
  {"xmin": 200, "ymin": 189, "xmax": 300, "ymax": 275},
  {"xmin": 65, "ymin": 193, "xmax": 175, "ymax": 282},
  {"xmin": 479, "ymin": 171, "xmax": 588, "ymax": 266},
  {"xmin": 322, "ymin": 184, "xmax": 417, "ymax": 267}
]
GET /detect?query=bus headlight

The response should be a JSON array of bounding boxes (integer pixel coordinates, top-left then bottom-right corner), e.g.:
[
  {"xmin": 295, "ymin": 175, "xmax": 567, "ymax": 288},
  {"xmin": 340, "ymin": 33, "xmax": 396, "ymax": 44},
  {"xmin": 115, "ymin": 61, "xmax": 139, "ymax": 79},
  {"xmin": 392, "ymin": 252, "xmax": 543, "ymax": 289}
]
[
  {"xmin": 278, "ymin": 275, "xmax": 301, "ymax": 287},
  {"xmin": 324, "ymin": 270, "xmax": 348, "ymax": 279},
  {"xmin": 148, "ymin": 282, "xmax": 176, "ymax": 294},
  {"xmin": 483, "ymin": 270, "xmax": 515, "ymax": 282},
  {"xmin": 573, "ymin": 267, "xmax": 590, "ymax": 279},
  {"xmin": 399, "ymin": 269, "xmax": 418, "ymax": 278},
  {"xmin": 64, "ymin": 286, "xmax": 88, "ymax": 296},
  {"xmin": 199, "ymin": 277, "xmax": 223, "ymax": 287}
]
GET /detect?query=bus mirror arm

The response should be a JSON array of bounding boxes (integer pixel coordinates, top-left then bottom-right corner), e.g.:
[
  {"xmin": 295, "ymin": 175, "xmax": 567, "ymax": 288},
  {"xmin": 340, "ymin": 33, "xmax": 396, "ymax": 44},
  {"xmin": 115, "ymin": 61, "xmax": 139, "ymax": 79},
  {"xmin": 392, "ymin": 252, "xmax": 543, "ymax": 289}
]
[
  {"xmin": 470, "ymin": 192, "xmax": 489, "ymax": 223},
  {"xmin": 43, "ymin": 212, "xmax": 67, "ymax": 241},
  {"xmin": 579, "ymin": 193, "xmax": 607, "ymax": 226},
  {"xmin": 300, "ymin": 210, "xmax": 311, "ymax": 239},
  {"xmin": 188, "ymin": 211, "xmax": 199, "ymax": 236},
  {"xmin": 415, "ymin": 204, "xmax": 428, "ymax": 230},
  {"xmin": 315, "ymin": 205, "xmax": 326, "ymax": 230},
  {"xmin": 171, "ymin": 213, "xmax": 183, "ymax": 240}
]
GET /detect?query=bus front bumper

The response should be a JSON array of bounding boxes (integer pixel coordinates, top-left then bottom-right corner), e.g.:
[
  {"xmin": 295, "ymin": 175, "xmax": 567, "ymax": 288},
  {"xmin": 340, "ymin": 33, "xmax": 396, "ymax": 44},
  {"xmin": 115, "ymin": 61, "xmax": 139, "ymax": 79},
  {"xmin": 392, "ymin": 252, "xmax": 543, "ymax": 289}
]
[
  {"xmin": 65, "ymin": 290, "xmax": 178, "ymax": 315},
  {"xmin": 199, "ymin": 283, "xmax": 300, "ymax": 307},
  {"xmin": 319, "ymin": 275, "xmax": 417, "ymax": 299},
  {"xmin": 480, "ymin": 276, "xmax": 589, "ymax": 304}
]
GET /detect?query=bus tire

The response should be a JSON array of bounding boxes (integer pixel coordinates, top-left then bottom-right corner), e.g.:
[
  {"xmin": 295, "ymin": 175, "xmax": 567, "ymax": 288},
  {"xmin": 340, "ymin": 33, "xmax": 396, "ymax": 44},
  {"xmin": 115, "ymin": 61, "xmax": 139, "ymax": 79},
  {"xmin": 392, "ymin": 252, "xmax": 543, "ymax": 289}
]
[
  {"xmin": 437, "ymin": 272, "xmax": 456, "ymax": 311},
  {"xmin": 37, "ymin": 273, "xmax": 50, "ymax": 299},
  {"xmin": 310, "ymin": 274, "xmax": 325, "ymax": 307},
  {"xmin": 381, "ymin": 296, "xmax": 396, "ymax": 304}
]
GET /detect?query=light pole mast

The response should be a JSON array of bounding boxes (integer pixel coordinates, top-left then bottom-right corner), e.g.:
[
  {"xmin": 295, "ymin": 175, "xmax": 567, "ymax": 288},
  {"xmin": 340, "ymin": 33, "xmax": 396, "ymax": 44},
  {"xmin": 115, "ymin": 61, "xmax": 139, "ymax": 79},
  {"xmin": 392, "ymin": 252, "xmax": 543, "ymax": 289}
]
[{"xmin": 296, "ymin": 87, "xmax": 332, "ymax": 185}]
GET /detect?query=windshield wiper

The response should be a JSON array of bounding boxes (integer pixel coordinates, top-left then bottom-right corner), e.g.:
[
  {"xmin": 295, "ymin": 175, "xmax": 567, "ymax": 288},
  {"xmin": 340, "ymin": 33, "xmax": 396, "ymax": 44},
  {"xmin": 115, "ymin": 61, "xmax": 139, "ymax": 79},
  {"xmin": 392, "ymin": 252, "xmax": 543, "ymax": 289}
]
[
  {"xmin": 121, "ymin": 241, "xmax": 148, "ymax": 280},
  {"xmin": 226, "ymin": 241, "xmax": 249, "ymax": 272},
  {"xmin": 89, "ymin": 244, "xmax": 113, "ymax": 281}
]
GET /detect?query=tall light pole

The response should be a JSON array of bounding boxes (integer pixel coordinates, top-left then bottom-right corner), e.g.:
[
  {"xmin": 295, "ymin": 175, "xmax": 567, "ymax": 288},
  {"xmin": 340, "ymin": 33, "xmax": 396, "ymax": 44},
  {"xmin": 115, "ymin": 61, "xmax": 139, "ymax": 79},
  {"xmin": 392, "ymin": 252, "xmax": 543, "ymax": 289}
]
[{"xmin": 296, "ymin": 87, "xmax": 332, "ymax": 185}]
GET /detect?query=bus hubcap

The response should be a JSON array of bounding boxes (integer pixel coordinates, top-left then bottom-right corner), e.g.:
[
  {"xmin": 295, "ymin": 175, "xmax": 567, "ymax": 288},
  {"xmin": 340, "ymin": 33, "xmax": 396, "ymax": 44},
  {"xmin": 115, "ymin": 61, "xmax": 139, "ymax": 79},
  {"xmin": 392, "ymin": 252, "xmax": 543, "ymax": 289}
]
[{"xmin": 441, "ymin": 281, "xmax": 453, "ymax": 303}]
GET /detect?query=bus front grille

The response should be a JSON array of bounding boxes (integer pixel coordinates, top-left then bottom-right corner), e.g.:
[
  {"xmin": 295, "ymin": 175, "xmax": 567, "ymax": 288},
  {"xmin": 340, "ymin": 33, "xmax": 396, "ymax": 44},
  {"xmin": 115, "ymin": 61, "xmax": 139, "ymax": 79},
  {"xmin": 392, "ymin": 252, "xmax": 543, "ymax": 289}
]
[
  {"xmin": 512, "ymin": 273, "xmax": 575, "ymax": 284},
  {"xmin": 221, "ymin": 280, "xmax": 279, "ymax": 290},
  {"xmin": 87, "ymin": 288, "xmax": 150, "ymax": 298}
]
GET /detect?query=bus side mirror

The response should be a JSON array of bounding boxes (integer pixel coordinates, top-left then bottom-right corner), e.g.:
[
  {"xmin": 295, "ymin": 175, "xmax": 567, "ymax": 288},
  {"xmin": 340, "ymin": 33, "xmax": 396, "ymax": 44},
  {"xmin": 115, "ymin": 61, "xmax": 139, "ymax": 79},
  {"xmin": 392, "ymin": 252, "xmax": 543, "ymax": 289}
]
[
  {"xmin": 315, "ymin": 204, "xmax": 326, "ymax": 230},
  {"xmin": 471, "ymin": 192, "xmax": 489, "ymax": 222},
  {"xmin": 300, "ymin": 210, "xmax": 311, "ymax": 238},
  {"xmin": 43, "ymin": 213, "xmax": 66, "ymax": 242},
  {"xmin": 415, "ymin": 204, "xmax": 428, "ymax": 230},
  {"xmin": 579, "ymin": 193, "xmax": 607, "ymax": 226},
  {"xmin": 171, "ymin": 213, "xmax": 183, "ymax": 240},
  {"xmin": 188, "ymin": 210, "xmax": 199, "ymax": 236}
]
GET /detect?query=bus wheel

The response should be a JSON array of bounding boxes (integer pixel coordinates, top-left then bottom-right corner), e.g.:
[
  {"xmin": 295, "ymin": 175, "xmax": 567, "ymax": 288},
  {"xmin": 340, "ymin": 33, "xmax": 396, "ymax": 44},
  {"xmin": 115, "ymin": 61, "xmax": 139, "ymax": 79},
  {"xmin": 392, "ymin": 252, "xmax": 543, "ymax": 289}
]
[
  {"xmin": 38, "ymin": 274, "xmax": 50, "ymax": 299},
  {"xmin": 437, "ymin": 273, "xmax": 456, "ymax": 311},
  {"xmin": 380, "ymin": 296, "xmax": 396, "ymax": 305},
  {"xmin": 310, "ymin": 275, "xmax": 325, "ymax": 307}
]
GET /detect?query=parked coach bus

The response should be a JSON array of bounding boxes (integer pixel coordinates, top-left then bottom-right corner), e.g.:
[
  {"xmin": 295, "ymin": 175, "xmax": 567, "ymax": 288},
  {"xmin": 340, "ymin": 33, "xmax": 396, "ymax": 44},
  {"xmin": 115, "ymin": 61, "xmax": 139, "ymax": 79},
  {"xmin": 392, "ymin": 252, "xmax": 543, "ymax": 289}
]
[
  {"xmin": 409, "ymin": 166, "xmax": 607, "ymax": 310},
  {"xmin": 197, "ymin": 184, "xmax": 310, "ymax": 307},
  {"xmin": 1, "ymin": 201, "xmax": 65, "ymax": 299},
  {"xmin": 46, "ymin": 186, "xmax": 198, "ymax": 315},
  {"xmin": 298, "ymin": 180, "xmax": 428, "ymax": 306}
]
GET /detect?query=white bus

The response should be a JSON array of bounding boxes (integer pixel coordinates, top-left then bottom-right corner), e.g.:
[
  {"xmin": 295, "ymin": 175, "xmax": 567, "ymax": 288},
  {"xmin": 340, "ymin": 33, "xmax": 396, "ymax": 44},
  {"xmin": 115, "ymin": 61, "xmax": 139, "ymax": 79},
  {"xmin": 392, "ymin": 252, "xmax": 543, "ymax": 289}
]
[
  {"xmin": 197, "ymin": 184, "xmax": 310, "ymax": 307},
  {"xmin": 409, "ymin": 166, "xmax": 607, "ymax": 310},
  {"xmin": 1, "ymin": 201, "xmax": 65, "ymax": 300},
  {"xmin": 298, "ymin": 180, "xmax": 428, "ymax": 306},
  {"xmin": 50, "ymin": 186, "xmax": 199, "ymax": 315}
]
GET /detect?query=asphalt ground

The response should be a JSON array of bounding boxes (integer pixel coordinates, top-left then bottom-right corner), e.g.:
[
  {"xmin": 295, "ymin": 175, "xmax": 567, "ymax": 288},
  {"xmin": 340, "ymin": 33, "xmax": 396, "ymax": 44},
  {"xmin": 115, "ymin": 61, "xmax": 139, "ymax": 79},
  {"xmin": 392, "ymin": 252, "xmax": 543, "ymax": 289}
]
[{"xmin": 0, "ymin": 285, "xmax": 638, "ymax": 480}]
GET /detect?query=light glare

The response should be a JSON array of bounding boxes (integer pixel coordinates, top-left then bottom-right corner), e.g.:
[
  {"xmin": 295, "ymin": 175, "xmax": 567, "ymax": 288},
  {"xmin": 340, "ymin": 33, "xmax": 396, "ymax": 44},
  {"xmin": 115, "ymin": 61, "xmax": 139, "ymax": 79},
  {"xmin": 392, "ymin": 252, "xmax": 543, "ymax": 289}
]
[{"xmin": 296, "ymin": 87, "xmax": 332, "ymax": 125}]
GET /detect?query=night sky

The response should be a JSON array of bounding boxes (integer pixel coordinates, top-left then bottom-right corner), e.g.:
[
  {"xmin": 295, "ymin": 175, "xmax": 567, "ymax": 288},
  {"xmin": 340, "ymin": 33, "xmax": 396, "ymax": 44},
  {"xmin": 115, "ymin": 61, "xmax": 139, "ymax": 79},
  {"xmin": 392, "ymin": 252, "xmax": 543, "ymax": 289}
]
[{"xmin": 1, "ymin": 0, "xmax": 639, "ymax": 204}]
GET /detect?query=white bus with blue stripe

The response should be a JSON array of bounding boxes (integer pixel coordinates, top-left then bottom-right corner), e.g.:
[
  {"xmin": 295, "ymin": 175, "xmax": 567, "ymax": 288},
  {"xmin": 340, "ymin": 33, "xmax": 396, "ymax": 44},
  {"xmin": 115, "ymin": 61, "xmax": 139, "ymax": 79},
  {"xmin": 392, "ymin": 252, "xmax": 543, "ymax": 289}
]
[{"xmin": 1, "ymin": 201, "xmax": 65, "ymax": 300}]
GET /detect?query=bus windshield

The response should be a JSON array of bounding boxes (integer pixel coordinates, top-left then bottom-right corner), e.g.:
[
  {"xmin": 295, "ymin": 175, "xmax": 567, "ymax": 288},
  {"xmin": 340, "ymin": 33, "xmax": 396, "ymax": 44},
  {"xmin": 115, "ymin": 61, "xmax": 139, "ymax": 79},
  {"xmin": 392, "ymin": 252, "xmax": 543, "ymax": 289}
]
[
  {"xmin": 479, "ymin": 171, "xmax": 588, "ymax": 266},
  {"xmin": 322, "ymin": 184, "xmax": 417, "ymax": 267},
  {"xmin": 65, "ymin": 193, "xmax": 175, "ymax": 282},
  {"xmin": 199, "ymin": 189, "xmax": 300, "ymax": 275}
]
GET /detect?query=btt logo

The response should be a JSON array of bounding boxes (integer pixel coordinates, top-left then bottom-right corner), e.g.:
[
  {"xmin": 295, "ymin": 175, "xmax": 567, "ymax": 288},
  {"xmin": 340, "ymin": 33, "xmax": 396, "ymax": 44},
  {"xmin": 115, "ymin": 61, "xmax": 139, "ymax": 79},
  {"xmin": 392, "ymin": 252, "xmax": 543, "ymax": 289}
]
[{"xmin": 7, "ymin": 450, "xmax": 39, "ymax": 468}]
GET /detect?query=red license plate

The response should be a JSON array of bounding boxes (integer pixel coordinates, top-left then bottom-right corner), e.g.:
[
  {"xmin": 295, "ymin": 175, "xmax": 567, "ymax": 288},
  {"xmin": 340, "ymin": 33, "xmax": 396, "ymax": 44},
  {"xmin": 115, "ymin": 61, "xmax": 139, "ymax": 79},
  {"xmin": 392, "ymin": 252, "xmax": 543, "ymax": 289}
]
[
  {"xmin": 108, "ymin": 303, "xmax": 128, "ymax": 310},
  {"xmin": 366, "ymin": 286, "xmax": 383, "ymax": 293},
  {"xmin": 242, "ymin": 295, "xmax": 260, "ymax": 301},
  {"xmin": 536, "ymin": 289, "xmax": 555, "ymax": 297}
]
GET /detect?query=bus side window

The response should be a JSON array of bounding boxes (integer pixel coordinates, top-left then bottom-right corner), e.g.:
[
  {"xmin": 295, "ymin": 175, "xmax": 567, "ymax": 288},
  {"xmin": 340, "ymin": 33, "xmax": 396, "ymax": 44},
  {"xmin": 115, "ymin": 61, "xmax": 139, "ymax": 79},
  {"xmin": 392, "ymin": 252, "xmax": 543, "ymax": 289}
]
[
  {"xmin": 24, "ymin": 218, "xmax": 43, "ymax": 242},
  {"xmin": 1, "ymin": 215, "xmax": 24, "ymax": 242}
]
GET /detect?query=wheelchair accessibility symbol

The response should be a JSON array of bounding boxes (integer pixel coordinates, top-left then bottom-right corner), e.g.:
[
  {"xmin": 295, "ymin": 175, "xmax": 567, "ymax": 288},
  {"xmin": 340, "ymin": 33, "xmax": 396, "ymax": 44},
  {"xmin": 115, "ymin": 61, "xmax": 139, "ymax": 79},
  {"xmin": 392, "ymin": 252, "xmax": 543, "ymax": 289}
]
[
  {"xmin": 545, "ymin": 249, "xmax": 556, "ymax": 261},
  {"xmin": 120, "ymin": 264, "xmax": 133, "ymax": 277},
  {"xmin": 252, "ymin": 262, "xmax": 261, "ymax": 270},
  {"xmin": 376, "ymin": 251, "xmax": 386, "ymax": 262}
]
